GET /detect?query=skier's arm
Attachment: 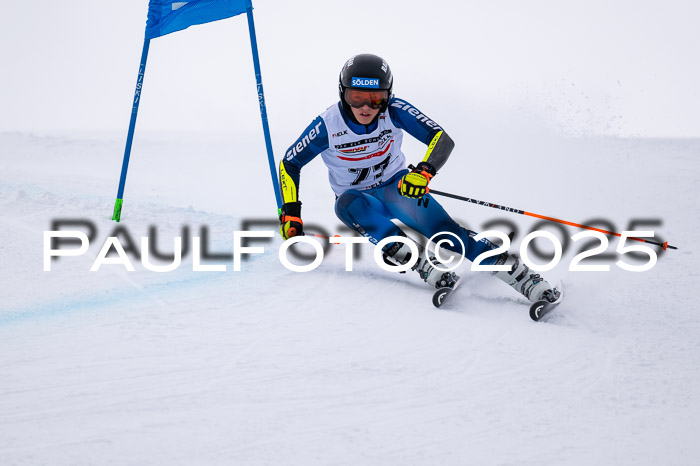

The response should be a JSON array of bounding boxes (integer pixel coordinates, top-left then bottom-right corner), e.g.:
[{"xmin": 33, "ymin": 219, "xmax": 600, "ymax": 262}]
[
  {"xmin": 278, "ymin": 117, "xmax": 329, "ymax": 238},
  {"xmin": 421, "ymin": 130, "xmax": 455, "ymax": 172},
  {"xmin": 389, "ymin": 97, "xmax": 455, "ymax": 198},
  {"xmin": 388, "ymin": 97, "xmax": 455, "ymax": 172}
]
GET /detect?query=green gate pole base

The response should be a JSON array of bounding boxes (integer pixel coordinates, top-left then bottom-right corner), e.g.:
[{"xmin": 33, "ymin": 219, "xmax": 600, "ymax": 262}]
[{"xmin": 112, "ymin": 198, "xmax": 123, "ymax": 222}]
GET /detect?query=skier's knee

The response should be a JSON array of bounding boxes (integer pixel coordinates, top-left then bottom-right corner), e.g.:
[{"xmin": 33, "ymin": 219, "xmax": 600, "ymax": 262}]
[
  {"xmin": 335, "ymin": 190, "xmax": 364, "ymax": 222},
  {"xmin": 336, "ymin": 190, "xmax": 363, "ymax": 211},
  {"xmin": 431, "ymin": 222, "xmax": 470, "ymax": 255}
]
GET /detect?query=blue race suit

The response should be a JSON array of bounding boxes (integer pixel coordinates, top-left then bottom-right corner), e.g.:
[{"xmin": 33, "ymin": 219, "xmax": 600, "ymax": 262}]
[{"xmin": 281, "ymin": 97, "xmax": 496, "ymax": 262}]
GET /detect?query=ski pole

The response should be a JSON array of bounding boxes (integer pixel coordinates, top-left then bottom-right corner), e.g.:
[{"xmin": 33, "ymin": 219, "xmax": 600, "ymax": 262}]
[
  {"xmin": 429, "ymin": 189, "xmax": 677, "ymax": 251},
  {"xmin": 304, "ymin": 232, "xmax": 344, "ymax": 244}
]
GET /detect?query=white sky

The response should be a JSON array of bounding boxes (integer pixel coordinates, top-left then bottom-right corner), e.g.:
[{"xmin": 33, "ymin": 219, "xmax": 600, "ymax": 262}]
[{"xmin": 1, "ymin": 0, "xmax": 699, "ymax": 138}]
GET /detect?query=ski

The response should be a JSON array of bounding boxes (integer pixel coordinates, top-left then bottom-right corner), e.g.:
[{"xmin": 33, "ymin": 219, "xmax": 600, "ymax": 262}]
[
  {"xmin": 433, "ymin": 277, "xmax": 564, "ymax": 318},
  {"xmin": 529, "ymin": 284, "xmax": 564, "ymax": 322},
  {"xmin": 529, "ymin": 300, "xmax": 559, "ymax": 321},
  {"xmin": 432, "ymin": 286, "xmax": 455, "ymax": 308},
  {"xmin": 432, "ymin": 276, "xmax": 462, "ymax": 308}
]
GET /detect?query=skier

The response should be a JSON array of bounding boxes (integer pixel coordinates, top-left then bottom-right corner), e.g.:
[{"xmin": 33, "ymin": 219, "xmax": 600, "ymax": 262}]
[{"xmin": 278, "ymin": 53, "xmax": 559, "ymax": 304}]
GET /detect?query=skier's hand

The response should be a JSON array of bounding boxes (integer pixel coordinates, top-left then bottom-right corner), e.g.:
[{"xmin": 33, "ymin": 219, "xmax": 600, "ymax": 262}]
[
  {"xmin": 279, "ymin": 201, "xmax": 303, "ymax": 239},
  {"xmin": 397, "ymin": 162, "xmax": 436, "ymax": 198}
]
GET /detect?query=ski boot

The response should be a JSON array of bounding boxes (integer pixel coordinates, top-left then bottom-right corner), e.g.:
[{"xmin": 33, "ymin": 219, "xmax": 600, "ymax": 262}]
[
  {"xmin": 492, "ymin": 253, "xmax": 560, "ymax": 303},
  {"xmin": 382, "ymin": 239, "xmax": 459, "ymax": 289}
]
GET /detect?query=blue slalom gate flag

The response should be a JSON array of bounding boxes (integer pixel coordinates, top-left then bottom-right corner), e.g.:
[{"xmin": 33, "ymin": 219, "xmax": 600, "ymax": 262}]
[
  {"xmin": 113, "ymin": 0, "xmax": 282, "ymax": 222},
  {"xmin": 145, "ymin": 0, "xmax": 251, "ymax": 39}
]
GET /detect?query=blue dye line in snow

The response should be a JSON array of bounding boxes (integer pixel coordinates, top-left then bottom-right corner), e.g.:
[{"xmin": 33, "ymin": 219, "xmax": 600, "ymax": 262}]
[{"xmin": 0, "ymin": 272, "xmax": 234, "ymax": 327}]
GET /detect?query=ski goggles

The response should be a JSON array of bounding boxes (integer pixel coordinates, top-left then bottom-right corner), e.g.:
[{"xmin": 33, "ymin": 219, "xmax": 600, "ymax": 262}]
[{"xmin": 343, "ymin": 89, "xmax": 389, "ymax": 109}]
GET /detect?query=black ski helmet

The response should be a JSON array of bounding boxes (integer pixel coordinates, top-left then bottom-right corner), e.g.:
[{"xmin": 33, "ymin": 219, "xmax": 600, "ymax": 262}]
[{"xmin": 339, "ymin": 54, "xmax": 393, "ymax": 119}]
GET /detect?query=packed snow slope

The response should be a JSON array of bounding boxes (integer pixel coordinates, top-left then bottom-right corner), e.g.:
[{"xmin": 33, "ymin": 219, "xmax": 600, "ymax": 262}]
[{"xmin": 1, "ymin": 130, "xmax": 698, "ymax": 465}]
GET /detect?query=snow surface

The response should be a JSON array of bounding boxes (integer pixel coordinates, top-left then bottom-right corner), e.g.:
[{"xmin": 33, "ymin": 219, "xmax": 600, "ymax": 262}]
[{"xmin": 1, "ymin": 129, "xmax": 698, "ymax": 465}]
